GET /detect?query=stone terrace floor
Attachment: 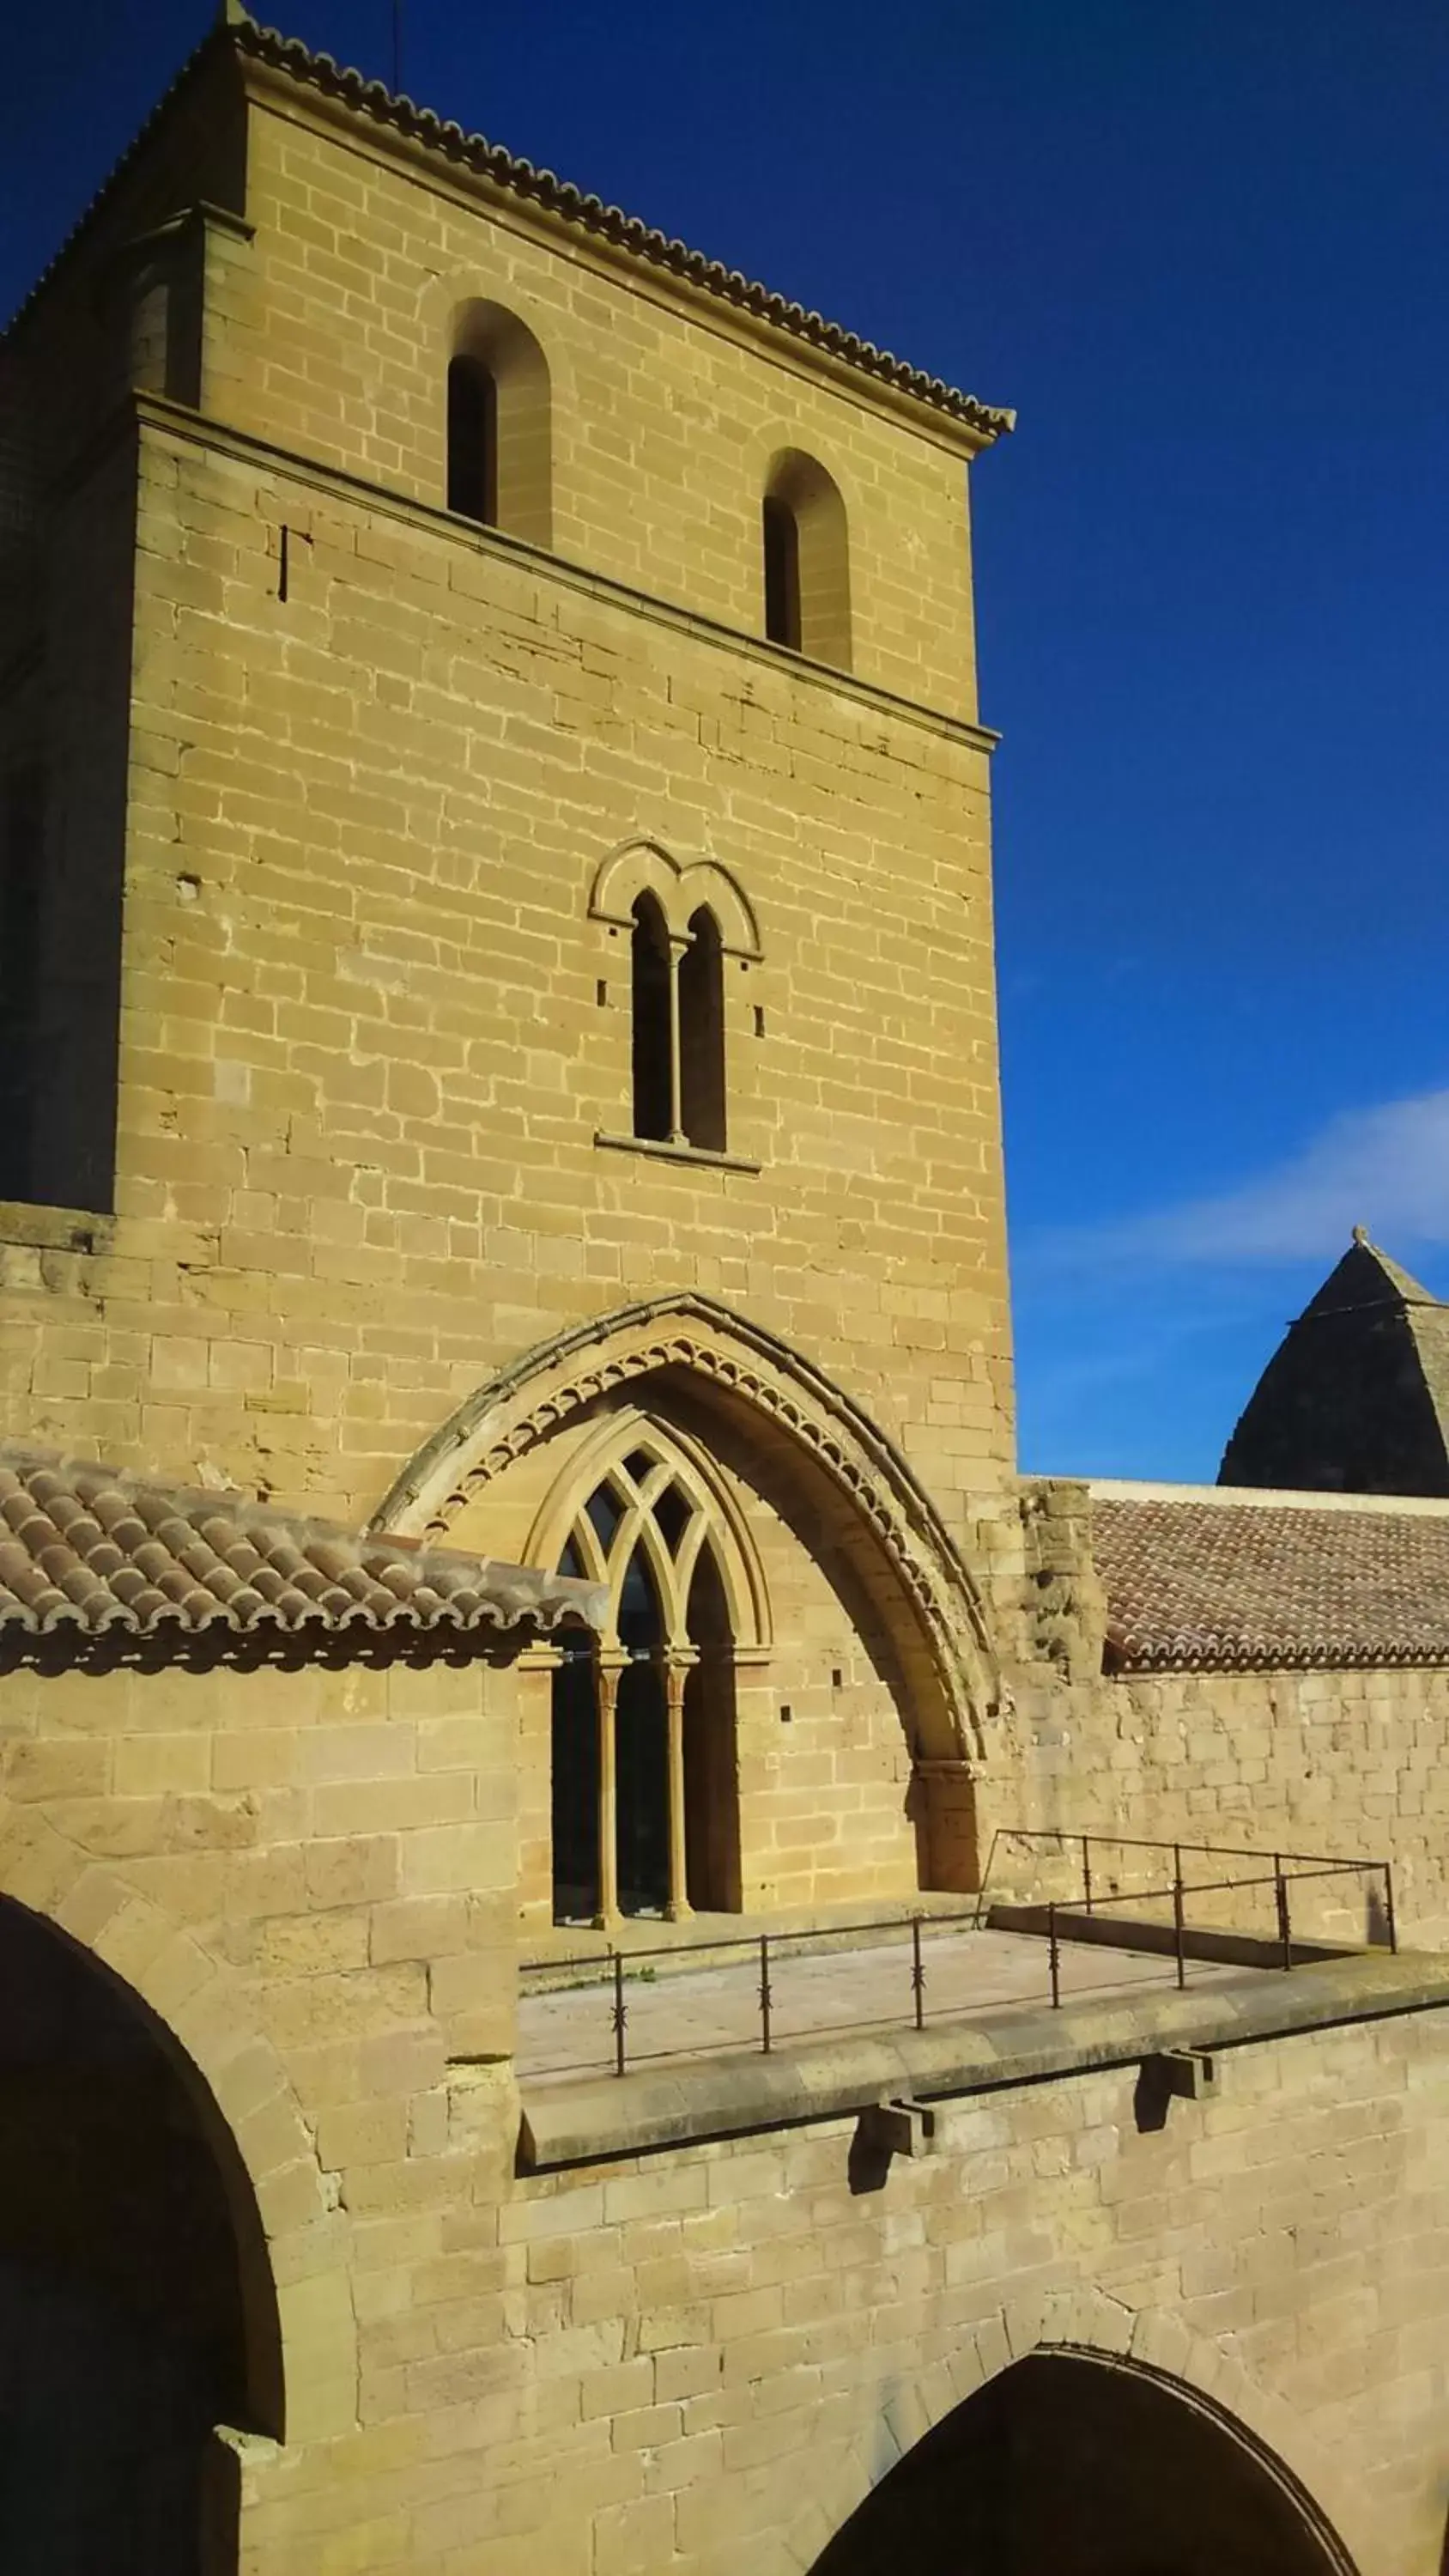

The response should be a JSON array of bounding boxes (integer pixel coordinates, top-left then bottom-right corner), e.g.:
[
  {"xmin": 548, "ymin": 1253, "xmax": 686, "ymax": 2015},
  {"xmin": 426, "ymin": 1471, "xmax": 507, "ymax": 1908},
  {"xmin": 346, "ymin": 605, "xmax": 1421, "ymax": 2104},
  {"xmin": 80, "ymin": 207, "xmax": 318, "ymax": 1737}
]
[{"xmin": 518, "ymin": 1923, "xmax": 1246, "ymax": 2086}]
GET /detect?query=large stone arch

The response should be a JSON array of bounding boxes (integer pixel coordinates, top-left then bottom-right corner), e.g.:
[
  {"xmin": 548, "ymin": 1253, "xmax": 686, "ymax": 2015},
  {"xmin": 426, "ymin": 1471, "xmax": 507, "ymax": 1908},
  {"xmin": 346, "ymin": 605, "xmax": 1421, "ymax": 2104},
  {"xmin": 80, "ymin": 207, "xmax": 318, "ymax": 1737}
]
[
  {"xmin": 0, "ymin": 1805, "xmax": 357, "ymax": 2451},
  {"xmin": 784, "ymin": 2287, "xmax": 1372, "ymax": 2576},
  {"xmin": 370, "ymin": 1293, "xmax": 998, "ymax": 1767}
]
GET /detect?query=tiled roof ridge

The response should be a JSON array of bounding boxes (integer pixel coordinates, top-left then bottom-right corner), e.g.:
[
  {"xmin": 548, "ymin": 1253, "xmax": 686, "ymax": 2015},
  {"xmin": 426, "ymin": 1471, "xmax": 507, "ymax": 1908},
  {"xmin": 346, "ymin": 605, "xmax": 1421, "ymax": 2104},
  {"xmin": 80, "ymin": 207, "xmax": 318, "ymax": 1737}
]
[
  {"xmin": 232, "ymin": 15, "xmax": 1015, "ymax": 440},
  {"xmin": 1093, "ymin": 1490, "xmax": 1449, "ymax": 1675},
  {"xmin": 0, "ymin": 1443, "xmax": 602, "ymax": 1656},
  {"xmin": 3, "ymin": 3, "xmax": 1011, "ymax": 437}
]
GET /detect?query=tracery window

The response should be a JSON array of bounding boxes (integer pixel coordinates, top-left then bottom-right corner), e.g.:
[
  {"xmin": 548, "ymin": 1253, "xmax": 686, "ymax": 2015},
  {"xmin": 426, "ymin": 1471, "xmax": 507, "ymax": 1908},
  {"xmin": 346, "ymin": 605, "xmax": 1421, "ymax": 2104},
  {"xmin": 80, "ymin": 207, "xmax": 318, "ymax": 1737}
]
[{"xmin": 549, "ymin": 1430, "xmax": 747, "ymax": 1925}]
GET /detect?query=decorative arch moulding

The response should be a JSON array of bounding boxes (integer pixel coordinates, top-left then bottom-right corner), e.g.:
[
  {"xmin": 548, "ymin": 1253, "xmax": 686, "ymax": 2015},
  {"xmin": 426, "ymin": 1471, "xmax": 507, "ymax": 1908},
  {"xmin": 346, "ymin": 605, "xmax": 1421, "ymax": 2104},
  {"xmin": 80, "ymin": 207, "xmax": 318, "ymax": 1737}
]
[
  {"xmin": 372, "ymin": 1291, "xmax": 1001, "ymax": 1762},
  {"xmin": 587, "ymin": 836, "xmax": 761, "ymax": 959}
]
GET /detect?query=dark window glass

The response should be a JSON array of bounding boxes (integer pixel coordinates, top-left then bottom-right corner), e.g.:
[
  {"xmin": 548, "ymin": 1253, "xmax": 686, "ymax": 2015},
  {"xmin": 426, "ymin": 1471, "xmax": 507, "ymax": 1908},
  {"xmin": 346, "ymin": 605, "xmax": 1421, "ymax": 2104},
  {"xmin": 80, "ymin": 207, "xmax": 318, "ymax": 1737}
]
[
  {"xmin": 617, "ymin": 1536, "xmax": 664, "ymax": 1656},
  {"xmin": 630, "ymin": 895, "xmax": 672, "ymax": 1141},
  {"xmin": 762, "ymin": 493, "xmax": 801, "ymax": 649},
  {"xmin": 653, "ymin": 1484, "xmax": 690, "ymax": 1554},
  {"xmin": 446, "ymin": 355, "xmax": 498, "ymax": 525},
  {"xmin": 679, "ymin": 908, "xmax": 725, "ymax": 1152},
  {"xmin": 585, "ymin": 1482, "xmax": 626, "ymax": 1553}
]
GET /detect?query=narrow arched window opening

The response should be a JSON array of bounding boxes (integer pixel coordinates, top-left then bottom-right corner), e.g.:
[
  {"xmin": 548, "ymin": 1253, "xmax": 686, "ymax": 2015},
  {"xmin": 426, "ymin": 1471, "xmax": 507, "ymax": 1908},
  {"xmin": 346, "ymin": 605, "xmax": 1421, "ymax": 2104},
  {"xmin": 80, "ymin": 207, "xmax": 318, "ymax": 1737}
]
[
  {"xmin": 684, "ymin": 1543, "xmax": 741, "ymax": 1912},
  {"xmin": 762, "ymin": 494, "xmax": 801, "ymax": 650},
  {"xmin": 446, "ymin": 301, "xmax": 552, "ymax": 546},
  {"xmin": 446, "ymin": 354, "xmax": 498, "ymax": 526},
  {"xmin": 678, "ymin": 906, "xmax": 726, "ymax": 1152},
  {"xmin": 629, "ymin": 894, "xmax": 673, "ymax": 1143},
  {"xmin": 762, "ymin": 450, "xmax": 852, "ymax": 669}
]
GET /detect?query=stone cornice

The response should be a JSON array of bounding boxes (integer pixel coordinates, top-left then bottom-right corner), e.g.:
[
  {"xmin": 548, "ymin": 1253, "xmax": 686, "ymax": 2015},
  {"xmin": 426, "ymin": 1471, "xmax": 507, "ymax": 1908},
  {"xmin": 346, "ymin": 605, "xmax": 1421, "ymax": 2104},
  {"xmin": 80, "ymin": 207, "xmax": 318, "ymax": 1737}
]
[
  {"xmin": 131, "ymin": 393, "xmax": 1002, "ymax": 754},
  {"xmin": 231, "ymin": 15, "xmax": 1015, "ymax": 454},
  {"xmin": 3, "ymin": 14, "xmax": 1015, "ymax": 459}
]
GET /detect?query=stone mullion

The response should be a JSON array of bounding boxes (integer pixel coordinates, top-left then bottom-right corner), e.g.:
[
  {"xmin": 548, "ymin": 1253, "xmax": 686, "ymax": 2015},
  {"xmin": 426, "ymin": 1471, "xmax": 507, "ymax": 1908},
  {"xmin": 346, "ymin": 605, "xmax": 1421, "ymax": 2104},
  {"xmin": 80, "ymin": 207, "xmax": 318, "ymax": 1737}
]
[
  {"xmin": 666, "ymin": 933, "xmax": 688, "ymax": 1144},
  {"xmin": 664, "ymin": 1652, "xmax": 692, "ymax": 1920},
  {"xmin": 594, "ymin": 1656, "xmax": 623, "ymax": 1928}
]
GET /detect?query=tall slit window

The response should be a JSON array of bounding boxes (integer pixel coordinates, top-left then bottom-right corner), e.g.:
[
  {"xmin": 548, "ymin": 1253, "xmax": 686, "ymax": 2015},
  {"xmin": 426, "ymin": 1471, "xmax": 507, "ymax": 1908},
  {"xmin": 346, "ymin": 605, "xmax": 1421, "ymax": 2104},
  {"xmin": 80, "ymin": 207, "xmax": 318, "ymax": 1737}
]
[
  {"xmin": 762, "ymin": 494, "xmax": 801, "ymax": 650},
  {"xmin": 445, "ymin": 300, "xmax": 552, "ymax": 546},
  {"xmin": 678, "ymin": 908, "xmax": 725, "ymax": 1152},
  {"xmin": 446, "ymin": 355, "xmax": 498, "ymax": 526},
  {"xmin": 761, "ymin": 450, "xmax": 852, "ymax": 669},
  {"xmin": 629, "ymin": 894, "xmax": 673, "ymax": 1143}
]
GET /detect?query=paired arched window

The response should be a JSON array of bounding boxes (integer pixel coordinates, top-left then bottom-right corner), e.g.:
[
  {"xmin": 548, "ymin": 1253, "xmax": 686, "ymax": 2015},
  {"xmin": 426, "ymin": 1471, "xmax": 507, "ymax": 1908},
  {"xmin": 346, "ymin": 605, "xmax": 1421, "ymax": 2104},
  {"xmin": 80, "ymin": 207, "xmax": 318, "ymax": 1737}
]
[
  {"xmin": 589, "ymin": 842, "xmax": 761, "ymax": 1159},
  {"xmin": 549, "ymin": 1427, "xmax": 748, "ymax": 1924},
  {"xmin": 628, "ymin": 896, "xmax": 726, "ymax": 1153},
  {"xmin": 761, "ymin": 449, "xmax": 852, "ymax": 669},
  {"xmin": 446, "ymin": 300, "xmax": 551, "ymax": 546}
]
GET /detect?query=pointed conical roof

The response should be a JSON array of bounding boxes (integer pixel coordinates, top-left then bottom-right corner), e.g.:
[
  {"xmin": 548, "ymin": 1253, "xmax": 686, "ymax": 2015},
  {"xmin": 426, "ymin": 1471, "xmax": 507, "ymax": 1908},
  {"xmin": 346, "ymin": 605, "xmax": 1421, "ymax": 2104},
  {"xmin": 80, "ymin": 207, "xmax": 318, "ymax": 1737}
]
[
  {"xmin": 1219, "ymin": 1233, "xmax": 1449, "ymax": 1497},
  {"xmin": 1298, "ymin": 1230, "xmax": 1439, "ymax": 1319}
]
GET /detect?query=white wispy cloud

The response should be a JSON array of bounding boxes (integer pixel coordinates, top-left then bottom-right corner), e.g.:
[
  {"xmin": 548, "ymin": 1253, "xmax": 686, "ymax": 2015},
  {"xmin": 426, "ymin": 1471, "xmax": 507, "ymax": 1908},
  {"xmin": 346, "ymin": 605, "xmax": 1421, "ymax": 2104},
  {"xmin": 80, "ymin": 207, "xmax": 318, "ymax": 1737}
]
[{"xmin": 1025, "ymin": 1085, "xmax": 1449, "ymax": 1274}]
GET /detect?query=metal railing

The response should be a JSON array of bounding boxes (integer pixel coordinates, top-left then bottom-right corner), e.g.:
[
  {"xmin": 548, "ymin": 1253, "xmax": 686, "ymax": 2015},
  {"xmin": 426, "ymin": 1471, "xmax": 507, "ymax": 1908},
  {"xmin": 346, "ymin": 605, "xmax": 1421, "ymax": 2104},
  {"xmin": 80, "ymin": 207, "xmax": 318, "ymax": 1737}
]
[
  {"xmin": 519, "ymin": 1831, "xmax": 1396, "ymax": 2078},
  {"xmin": 522, "ymin": 1907, "xmax": 948, "ymax": 2081},
  {"xmin": 974, "ymin": 1826, "xmax": 1396, "ymax": 1992}
]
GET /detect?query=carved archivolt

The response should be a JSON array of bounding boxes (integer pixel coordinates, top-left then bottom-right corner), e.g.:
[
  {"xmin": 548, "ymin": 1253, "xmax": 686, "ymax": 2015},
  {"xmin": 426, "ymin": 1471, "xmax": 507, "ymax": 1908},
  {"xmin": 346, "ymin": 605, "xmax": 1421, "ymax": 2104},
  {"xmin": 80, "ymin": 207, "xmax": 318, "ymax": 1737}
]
[
  {"xmin": 587, "ymin": 836, "xmax": 761, "ymax": 957},
  {"xmin": 372, "ymin": 1294, "xmax": 997, "ymax": 1761}
]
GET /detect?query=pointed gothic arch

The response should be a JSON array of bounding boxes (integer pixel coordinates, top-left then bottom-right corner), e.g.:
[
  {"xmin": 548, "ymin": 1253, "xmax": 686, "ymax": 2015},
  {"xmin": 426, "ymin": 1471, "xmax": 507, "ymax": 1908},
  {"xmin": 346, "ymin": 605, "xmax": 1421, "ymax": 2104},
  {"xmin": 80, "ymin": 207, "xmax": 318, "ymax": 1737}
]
[
  {"xmin": 783, "ymin": 2289, "xmax": 1369, "ymax": 2576},
  {"xmin": 372, "ymin": 1298, "xmax": 998, "ymax": 1899},
  {"xmin": 527, "ymin": 1412, "xmax": 761, "ymax": 1923},
  {"xmin": 524, "ymin": 1406, "xmax": 770, "ymax": 1652}
]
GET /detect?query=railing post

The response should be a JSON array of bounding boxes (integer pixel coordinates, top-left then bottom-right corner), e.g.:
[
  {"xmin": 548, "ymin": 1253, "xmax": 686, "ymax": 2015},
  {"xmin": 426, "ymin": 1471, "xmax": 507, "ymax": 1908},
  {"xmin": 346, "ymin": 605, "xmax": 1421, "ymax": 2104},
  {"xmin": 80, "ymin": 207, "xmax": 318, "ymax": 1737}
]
[
  {"xmin": 1274, "ymin": 1856, "xmax": 1292, "ymax": 1971},
  {"xmin": 1047, "ymin": 1899, "xmax": 1061, "ymax": 2008},
  {"xmin": 1172, "ymin": 1869, "xmax": 1186, "ymax": 1990},
  {"xmin": 911, "ymin": 1914, "xmax": 925, "ymax": 2031},
  {"xmin": 759, "ymin": 1932, "xmax": 773, "ymax": 2055},
  {"xmin": 611, "ymin": 1949, "xmax": 627, "ymax": 2077},
  {"xmin": 1082, "ymin": 1836, "xmax": 1093, "ymax": 1915},
  {"xmin": 1384, "ymin": 1861, "xmax": 1398, "ymax": 1955}
]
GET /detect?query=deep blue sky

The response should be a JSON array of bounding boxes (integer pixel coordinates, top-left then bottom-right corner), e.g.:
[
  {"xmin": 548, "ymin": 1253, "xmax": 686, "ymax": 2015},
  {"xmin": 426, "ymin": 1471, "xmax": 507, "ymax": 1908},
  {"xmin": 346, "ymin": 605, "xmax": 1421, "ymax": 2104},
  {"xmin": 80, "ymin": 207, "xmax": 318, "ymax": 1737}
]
[{"xmin": 6, "ymin": 2, "xmax": 1448, "ymax": 1480}]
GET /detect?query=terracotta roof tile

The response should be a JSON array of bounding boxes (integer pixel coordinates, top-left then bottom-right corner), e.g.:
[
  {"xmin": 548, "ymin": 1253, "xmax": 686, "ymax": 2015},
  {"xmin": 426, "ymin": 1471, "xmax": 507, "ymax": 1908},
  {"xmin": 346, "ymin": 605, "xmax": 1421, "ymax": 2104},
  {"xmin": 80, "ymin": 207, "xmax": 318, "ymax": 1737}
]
[
  {"xmin": 0, "ymin": 1448, "xmax": 604, "ymax": 1662},
  {"xmin": 230, "ymin": 15, "xmax": 1014, "ymax": 444},
  {"xmin": 7, "ymin": 15, "xmax": 1015, "ymax": 447},
  {"xmin": 1093, "ymin": 1492, "xmax": 1449, "ymax": 1673}
]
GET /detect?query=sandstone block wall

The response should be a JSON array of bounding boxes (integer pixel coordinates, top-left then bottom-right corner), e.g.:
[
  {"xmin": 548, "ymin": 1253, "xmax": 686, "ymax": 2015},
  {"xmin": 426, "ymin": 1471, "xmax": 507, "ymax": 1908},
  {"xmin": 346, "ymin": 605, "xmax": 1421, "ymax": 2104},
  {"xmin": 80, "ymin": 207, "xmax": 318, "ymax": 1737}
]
[
  {"xmin": 976, "ymin": 1481, "xmax": 1449, "ymax": 1948},
  {"xmin": 7, "ymin": 1665, "xmax": 1447, "ymax": 2576},
  {"xmin": 1, "ymin": 398, "xmax": 1009, "ymax": 1541},
  {"xmin": 219, "ymin": 79, "xmax": 985, "ymax": 723}
]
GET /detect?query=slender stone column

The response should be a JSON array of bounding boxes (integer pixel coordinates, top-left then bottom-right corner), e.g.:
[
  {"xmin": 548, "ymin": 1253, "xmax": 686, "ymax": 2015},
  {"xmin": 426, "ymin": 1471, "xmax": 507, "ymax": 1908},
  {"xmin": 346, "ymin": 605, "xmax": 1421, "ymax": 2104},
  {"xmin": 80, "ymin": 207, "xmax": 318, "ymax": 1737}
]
[
  {"xmin": 666, "ymin": 934, "xmax": 688, "ymax": 1144},
  {"xmin": 595, "ymin": 1660, "xmax": 621, "ymax": 1927},
  {"xmin": 664, "ymin": 1656, "xmax": 691, "ymax": 1919}
]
